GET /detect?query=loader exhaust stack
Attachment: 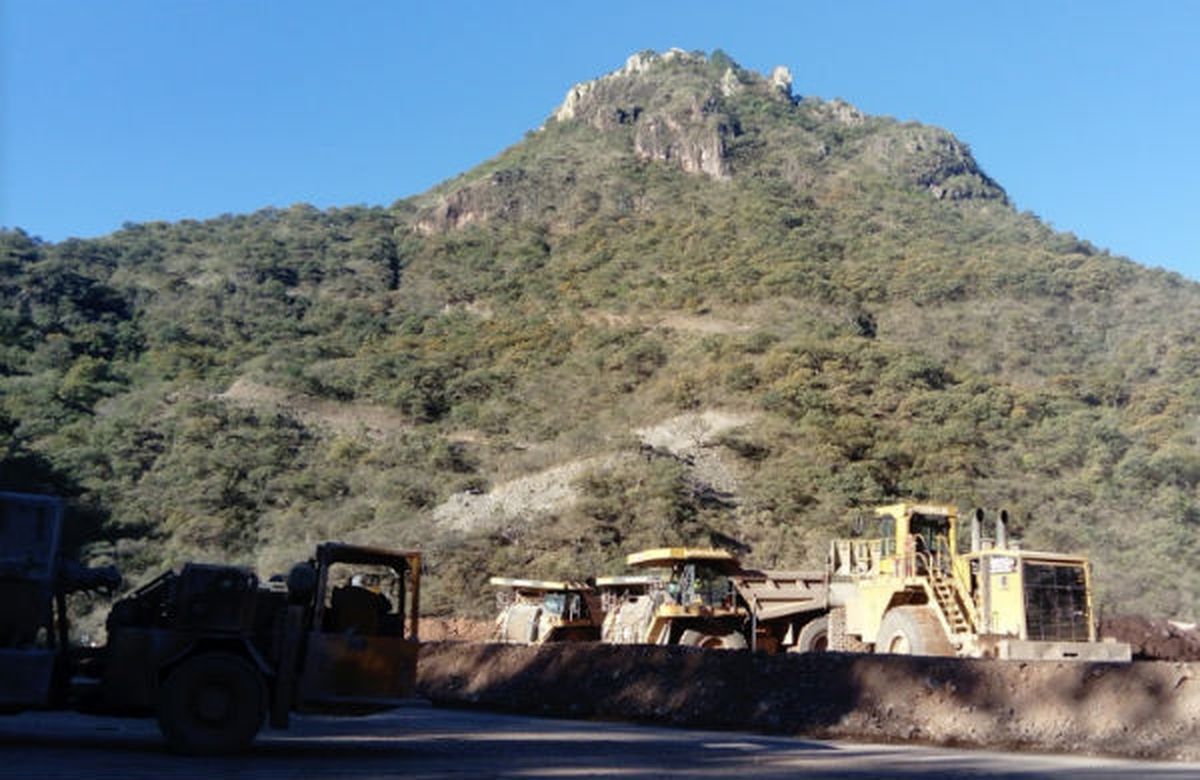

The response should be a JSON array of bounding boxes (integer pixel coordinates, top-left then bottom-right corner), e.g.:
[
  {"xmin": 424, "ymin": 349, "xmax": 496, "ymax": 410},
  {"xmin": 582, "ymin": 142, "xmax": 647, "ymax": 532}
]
[{"xmin": 995, "ymin": 509, "xmax": 1009, "ymax": 550}]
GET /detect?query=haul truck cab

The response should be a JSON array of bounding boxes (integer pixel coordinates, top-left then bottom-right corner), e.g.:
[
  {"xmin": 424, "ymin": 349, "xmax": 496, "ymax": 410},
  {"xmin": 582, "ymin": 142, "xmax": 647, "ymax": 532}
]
[{"xmin": 489, "ymin": 577, "xmax": 602, "ymax": 644}]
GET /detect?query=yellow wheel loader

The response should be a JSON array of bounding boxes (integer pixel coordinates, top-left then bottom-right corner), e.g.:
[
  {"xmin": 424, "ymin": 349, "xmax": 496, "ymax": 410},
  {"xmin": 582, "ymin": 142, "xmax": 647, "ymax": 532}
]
[{"xmin": 823, "ymin": 502, "xmax": 1131, "ymax": 661}]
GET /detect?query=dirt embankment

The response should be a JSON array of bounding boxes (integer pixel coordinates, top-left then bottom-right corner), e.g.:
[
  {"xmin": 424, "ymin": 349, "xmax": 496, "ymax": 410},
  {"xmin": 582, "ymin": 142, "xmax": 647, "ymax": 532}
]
[
  {"xmin": 417, "ymin": 642, "xmax": 1200, "ymax": 761},
  {"xmin": 420, "ymin": 616, "xmax": 493, "ymax": 642}
]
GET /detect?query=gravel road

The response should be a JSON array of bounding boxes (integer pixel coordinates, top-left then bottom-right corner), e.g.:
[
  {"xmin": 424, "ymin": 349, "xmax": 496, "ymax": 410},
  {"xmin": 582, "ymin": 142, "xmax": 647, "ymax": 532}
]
[{"xmin": 2, "ymin": 704, "xmax": 1198, "ymax": 779}]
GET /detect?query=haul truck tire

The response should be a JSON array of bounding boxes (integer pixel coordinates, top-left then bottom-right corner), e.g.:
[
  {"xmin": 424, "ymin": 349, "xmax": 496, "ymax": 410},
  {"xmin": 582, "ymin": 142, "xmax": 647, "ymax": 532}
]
[
  {"xmin": 795, "ymin": 616, "xmax": 830, "ymax": 652},
  {"xmin": 679, "ymin": 629, "xmax": 748, "ymax": 650},
  {"xmin": 875, "ymin": 605, "xmax": 954, "ymax": 657},
  {"xmin": 158, "ymin": 652, "xmax": 266, "ymax": 755},
  {"xmin": 718, "ymin": 631, "xmax": 748, "ymax": 650}
]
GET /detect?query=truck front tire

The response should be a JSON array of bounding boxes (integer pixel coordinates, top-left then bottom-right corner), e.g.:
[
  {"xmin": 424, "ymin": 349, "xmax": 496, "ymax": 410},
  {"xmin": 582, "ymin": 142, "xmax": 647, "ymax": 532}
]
[
  {"xmin": 875, "ymin": 606, "xmax": 954, "ymax": 657},
  {"xmin": 158, "ymin": 652, "xmax": 266, "ymax": 754}
]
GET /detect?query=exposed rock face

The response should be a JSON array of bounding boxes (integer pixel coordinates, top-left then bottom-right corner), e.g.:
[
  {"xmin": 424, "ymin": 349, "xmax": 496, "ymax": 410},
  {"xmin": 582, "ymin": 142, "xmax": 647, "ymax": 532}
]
[
  {"xmin": 862, "ymin": 124, "xmax": 1007, "ymax": 202},
  {"xmin": 552, "ymin": 49, "xmax": 737, "ymax": 180},
  {"xmin": 553, "ymin": 49, "xmax": 706, "ymax": 124},
  {"xmin": 719, "ymin": 67, "xmax": 742, "ymax": 97},
  {"xmin": 632, "ymin": 106, "xmax": 731, "ymax": 179},
  {"xmin": 826, "ymin": 98, "xmax": 865, "ymax": 126},
  {"xmin": 414, "ymin": 49, "xmax": 1005, "ymax": 235},
  {"xmin": 414, "ymin": 169, "xmax": 534, "ymax": 235},
  {"xmin": 769, "ymin": 65, "xmax": 793, "ymax": 98}
]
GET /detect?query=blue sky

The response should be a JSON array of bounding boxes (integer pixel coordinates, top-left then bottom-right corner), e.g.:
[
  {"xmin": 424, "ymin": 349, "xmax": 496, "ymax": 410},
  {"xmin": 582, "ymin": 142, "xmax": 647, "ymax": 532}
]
[{"xmin": 3, "ymin": 1, "xmax": 1198, "ymax": 280}]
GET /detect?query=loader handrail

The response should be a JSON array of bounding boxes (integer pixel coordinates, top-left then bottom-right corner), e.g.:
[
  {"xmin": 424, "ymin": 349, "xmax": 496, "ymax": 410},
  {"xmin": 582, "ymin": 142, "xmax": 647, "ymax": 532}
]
[{"xmin": 949, "ymin": 555, "xmax": 980, "ymax": 630}]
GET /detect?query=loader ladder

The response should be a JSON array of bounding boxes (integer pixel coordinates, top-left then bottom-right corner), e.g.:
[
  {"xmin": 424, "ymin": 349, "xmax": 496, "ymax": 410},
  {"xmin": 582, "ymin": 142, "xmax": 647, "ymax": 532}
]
[
  {"xmin": 929, "ymin": 567, "xmax": 972, "ymax": 634},
  {"xmin": 925, "ymin": 539, "xmax": 978, "ymax": 637}
]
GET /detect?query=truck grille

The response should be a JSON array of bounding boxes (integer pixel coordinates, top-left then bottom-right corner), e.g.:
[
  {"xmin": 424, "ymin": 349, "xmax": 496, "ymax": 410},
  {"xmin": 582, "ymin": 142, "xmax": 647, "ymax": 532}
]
[{"xmin": 1022, "ymin": 562, "xmax": 1090, "ymax": 642}]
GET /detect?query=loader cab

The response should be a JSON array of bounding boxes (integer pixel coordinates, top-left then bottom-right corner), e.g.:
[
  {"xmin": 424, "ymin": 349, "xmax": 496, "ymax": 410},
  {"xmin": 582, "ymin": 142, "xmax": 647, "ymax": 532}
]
[
  {"xmin": 289, "ymin": 543, "xmax": 421, "ymax": 713},
  {"xmin": 874, "ymin": 503, "xmax": 958, "ymax": 577}
]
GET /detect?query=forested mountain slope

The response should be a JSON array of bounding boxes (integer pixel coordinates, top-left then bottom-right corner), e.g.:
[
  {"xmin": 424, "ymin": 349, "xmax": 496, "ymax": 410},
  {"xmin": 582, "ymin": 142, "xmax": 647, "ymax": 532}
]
[{"xmin": 3, "ymin": 50, "xmax": 1198, "ymax": 619}]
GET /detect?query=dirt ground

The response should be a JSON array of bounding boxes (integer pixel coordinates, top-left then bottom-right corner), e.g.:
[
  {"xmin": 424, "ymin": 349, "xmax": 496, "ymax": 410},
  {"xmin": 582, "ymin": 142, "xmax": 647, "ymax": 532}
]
[
  {"xmin": 417, "ymin": 640, "xmax": 1200, "ymax": 761},
  {"xmin": 1101, "ymin": 616, "xmax": 1200, "ymax": 662}
]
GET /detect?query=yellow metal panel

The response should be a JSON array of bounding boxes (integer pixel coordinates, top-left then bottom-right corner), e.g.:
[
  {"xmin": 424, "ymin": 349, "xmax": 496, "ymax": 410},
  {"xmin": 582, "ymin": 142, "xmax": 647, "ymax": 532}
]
[
  {"xmin": 987, "ymin": 556, "xmax": 1024, "ymax": 637},
  {"xmin": 488, "ymin": 577, "xmax": 590, "ymax": 592},
  {"xmin": 594, "ymin": 575, "xmax": 661, "ymax": 588},
  {"xmin": 839, "ymin": 579, "xmax": 902, "ymax": 643},
  {"xmin": 625, "ymin": 547, "xmax": 739, "ymax": 568},
  {"xmin": 298, "ymin": 633, "xmax": 419, "ymax": 704}
]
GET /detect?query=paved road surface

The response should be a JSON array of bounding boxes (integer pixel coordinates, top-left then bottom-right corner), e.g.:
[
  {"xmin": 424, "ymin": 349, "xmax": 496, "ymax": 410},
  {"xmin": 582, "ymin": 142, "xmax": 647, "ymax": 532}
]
[{"xmin": 1, "ymin": 704, "xmax": 1197, "ymax": 779}]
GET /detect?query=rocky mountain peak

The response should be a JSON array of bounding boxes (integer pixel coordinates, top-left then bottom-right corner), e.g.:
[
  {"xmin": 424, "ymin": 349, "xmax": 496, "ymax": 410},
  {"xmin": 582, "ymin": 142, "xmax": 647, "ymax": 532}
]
[
  {"xmin": 415, "ymin": 49, "xmax": 1005, "ymax": 235},
  {"xmin": 548, "ymin": 49, "xmax": 794, "ymax": 181}
]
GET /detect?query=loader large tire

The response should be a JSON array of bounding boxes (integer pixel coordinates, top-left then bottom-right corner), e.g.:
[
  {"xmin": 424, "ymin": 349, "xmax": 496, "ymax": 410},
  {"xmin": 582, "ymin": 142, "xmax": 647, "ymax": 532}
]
[
  {"xmin": 875, "ymin": 605, "xmax": 955, "ymax": 657},
  {"xmin": 158, "ymin": 652, "xmax": 266, "ymax": 755},
  {"xmin": 795, "ymin": 616, "xmax": 830, "ymax": 652}
]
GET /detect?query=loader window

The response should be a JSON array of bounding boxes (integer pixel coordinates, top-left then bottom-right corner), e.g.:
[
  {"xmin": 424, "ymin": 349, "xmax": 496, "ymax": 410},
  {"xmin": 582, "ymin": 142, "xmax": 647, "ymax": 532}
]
[
  {"xmin": 878, "ymin": 515, "xmax": 896, "ymax": 555},
  {"xmin": 329, "ymin": 585, "xmax": 389, "ymax": 635},
  {"xmin": 909, "ymin": 513, "xmax": 949, "ymax": 552},
  {"xmin": 323, "ymin": 563, "xmax": 403, "ymax": 636}
]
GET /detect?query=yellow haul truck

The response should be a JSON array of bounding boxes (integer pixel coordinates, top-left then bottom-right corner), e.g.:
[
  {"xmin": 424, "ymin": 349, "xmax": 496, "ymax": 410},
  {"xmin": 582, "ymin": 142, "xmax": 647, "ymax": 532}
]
[
  {"xmin": 819, "ymin": 502, "xmax": 1131, "ymax": 661},
  {"xmin": 489, "ymin": 577, "xmax": 603, "ymax": 644},
  {"xmin": 597, "ymin": 548, "xmax": 826, "ymax": 650}
]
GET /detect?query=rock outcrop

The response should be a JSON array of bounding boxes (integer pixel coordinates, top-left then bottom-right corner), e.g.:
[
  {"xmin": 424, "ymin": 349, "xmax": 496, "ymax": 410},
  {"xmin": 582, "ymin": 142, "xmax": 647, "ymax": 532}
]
[
  {"xmin": 551, "ymin": 49, "xmax": 742, "ymax": 180},
  {"xmin": 414, "ymin": 48, "xmax": 1005, "ymax": 235}
]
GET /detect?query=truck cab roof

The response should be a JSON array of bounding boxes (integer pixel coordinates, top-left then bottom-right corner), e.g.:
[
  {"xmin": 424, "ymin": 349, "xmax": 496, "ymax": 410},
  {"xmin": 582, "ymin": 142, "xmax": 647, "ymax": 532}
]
[{"xmin": 625, "ymin": 547, "xmax": 741, "ymax": 572}]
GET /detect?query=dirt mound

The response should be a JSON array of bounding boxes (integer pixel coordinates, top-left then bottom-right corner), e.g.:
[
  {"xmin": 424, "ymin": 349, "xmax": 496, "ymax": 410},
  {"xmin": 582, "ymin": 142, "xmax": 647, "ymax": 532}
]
[
  {"xmin": 1102, "ymin": 615, "xmax": 1200, "ymax": 661},
  {"xmin": 418, "ymin": 642, "xmax": 1200, "ymax": 761}
]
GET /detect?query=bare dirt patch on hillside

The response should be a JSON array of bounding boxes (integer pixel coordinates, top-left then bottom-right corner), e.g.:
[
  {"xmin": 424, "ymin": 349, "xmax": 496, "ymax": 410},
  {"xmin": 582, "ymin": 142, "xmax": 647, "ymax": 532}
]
[
  {"xmin": 430, "ymin": 454, "xmax": 620, "ymax": 533},
  {"xmin": 418, "ymin": 642, "xmax": 1200, "ymax": 761},
  {"xmin": 636, "ymin": 410, "xmax": 756, "ymax": 495},
  {"xmin": 429, "ymin": 409, "xmax": 756, "ymax": 533},
  {"xmin": 581, "ymin": 311, "xmax": 753, "ymax": 335},
  {"xmin": 219, "ymin": 378, "xmax": 409, "ymax": 438}
]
